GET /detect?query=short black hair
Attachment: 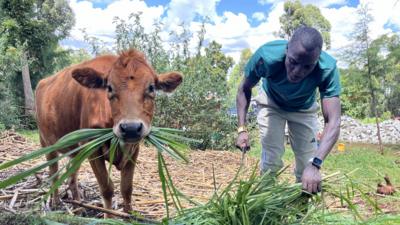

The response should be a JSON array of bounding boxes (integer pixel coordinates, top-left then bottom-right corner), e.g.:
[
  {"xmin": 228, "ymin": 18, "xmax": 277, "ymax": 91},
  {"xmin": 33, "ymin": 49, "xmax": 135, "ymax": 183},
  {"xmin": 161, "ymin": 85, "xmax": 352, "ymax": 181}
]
[{"xmin": 288, "ymin": 26, "xmax": 323, "ymax": 52}]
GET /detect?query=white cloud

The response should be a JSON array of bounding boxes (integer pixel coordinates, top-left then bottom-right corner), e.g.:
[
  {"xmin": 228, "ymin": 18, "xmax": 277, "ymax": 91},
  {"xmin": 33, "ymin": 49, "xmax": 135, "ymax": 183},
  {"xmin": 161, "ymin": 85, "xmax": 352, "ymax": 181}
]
[
  {"xmin": 359, "ymin": 0, "xmax": 400, "ymax": 38},
  {"xmin": 320, "ymin": 0, "xmax": 400, "ymax": 59},
  {"xmin": 252, "ymin": 12, "xmax": 266, "ymax": 21},
  {"xmin": 247, "ymin": 2, "xmax": 285, "ymax": 52},
  {"xmin": 320, "ymin": 6, "xmax": 358, "ymax": 52},
  {"xmin": 258, "ymin": 0, "xmax": 347, "ymax": 7},
  {"xmin": 63, "ymin": 0, "xmax": 400, "ymax": 67},
  {"xmin": 164, "ymin": 0, "xmax": 220, "ymax": 27},
  {"xmin": 301, "ymin": 0, "xmax": 347, "ymax": 7},
  {"xmin": 258, "ymin": 0, "xmax": 280, "ymax": 5},
  {"xmin": 68, "ymin": 0, "xmax": 164, "ymax": 41},
  {"xmin": 204, "ymin": 12, "xmax": 251, "ymax": 56},
  {"xmin": 85, "ymin": 0, "xmax": 115, "ymax": 4}
]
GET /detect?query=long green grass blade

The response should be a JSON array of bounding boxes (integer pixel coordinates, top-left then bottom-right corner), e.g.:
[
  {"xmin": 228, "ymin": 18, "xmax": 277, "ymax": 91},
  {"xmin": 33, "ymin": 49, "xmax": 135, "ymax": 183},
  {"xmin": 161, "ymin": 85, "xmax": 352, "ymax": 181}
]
[
  {"xmin": 159, "ymin": 153, "xmax": 183, "ymax": 212},
  {"xmin": 0, "ymin": 140, "xmax": 90, "ymax": 189},
  {"xmin": 107, "ymin": 137, "xmax": 119, "ymax": 183},
  {"xmin": 0, "ymin": 129, "xmax": 111, "ymax": 171},
  {"xmin": 147, "ymin": 135, "xmax": 187, "ymax": 162},
  {"xmin": 158, "ymin": 152, "xmax": 170, "ymax": 218},
  {"xmin": 45, "ymin": 132, "xmax": 113, "ymax": 198}
]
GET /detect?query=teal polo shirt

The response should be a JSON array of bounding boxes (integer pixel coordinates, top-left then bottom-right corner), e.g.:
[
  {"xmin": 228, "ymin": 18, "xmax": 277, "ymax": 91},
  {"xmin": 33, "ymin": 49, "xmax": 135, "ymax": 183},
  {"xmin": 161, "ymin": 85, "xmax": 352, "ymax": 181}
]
[{"xmin": 244, "ymin": 40, "xmax": 341, "ymax": 112}]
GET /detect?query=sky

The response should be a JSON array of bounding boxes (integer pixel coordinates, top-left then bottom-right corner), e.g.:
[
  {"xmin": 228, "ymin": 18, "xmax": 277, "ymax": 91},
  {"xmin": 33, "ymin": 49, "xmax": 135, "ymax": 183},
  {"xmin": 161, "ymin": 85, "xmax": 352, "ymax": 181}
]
[{"xmin": 63, "ymin": 0, "xmax": 400, "ymax": 66}]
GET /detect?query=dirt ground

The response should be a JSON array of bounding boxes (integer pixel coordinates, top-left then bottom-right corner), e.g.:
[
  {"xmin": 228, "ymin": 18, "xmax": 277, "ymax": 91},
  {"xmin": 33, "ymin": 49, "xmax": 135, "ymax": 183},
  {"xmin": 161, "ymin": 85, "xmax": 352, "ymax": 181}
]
[{"xmin": 0, "ymin": 130, "xmax": 259, "ymax": 220}]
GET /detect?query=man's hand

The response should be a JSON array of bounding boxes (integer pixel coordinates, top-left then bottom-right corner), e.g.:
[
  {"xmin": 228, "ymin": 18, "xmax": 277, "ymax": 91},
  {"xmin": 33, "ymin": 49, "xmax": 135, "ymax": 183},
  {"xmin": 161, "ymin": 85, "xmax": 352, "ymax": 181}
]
[
  {"xmin": 235, "ymin": 132, "xmax": 250, "ymax": 152},
  {"xmin": 301, "ymin": 164, "xmax": 322, "ymax": 194}
]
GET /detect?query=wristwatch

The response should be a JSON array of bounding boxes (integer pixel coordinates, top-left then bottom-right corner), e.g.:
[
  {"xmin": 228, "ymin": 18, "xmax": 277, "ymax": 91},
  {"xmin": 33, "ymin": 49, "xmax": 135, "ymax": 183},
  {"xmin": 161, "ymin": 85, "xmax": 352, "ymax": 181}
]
[
  {"xmin": 237, "ymin": 126, "xmax": 247, "ymax": 134},
  {"xmin": 309, "ymin": 157, "xmax": 323, "ymax": 169}
]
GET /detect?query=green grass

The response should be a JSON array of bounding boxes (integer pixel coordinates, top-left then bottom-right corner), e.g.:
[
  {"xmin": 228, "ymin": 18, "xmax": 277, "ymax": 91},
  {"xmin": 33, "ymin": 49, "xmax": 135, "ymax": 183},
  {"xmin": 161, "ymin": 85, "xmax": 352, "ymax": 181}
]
[
  {"xmin": 246, "ymin": 140, "xmax": 400, "ymax": 222},
  {"xmin": 248, "ymin": 141, "xmax": 400, "ymax": 186},
  {"xmin": 16, "ymin": 129, "xmax": 40, "ymax": 143}
]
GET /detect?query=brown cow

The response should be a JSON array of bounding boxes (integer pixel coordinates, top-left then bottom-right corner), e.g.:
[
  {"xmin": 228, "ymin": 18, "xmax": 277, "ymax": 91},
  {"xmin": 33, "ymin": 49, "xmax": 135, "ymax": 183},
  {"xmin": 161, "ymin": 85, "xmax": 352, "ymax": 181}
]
[{"xmin": 35, "ymin": 49, "xmax": 182, "ymax": 217}]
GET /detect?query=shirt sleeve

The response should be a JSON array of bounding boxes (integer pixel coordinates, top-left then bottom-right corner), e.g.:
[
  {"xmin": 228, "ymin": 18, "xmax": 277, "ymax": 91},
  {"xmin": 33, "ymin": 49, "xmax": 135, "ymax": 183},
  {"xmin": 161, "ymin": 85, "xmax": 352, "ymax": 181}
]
[
  {"xmin": 319, "ymin": 65, "xmax": 341, "ymax": 98},
  {"xmin": 244, "ymin": 50, "xmax": 268, "ymax": 79}
]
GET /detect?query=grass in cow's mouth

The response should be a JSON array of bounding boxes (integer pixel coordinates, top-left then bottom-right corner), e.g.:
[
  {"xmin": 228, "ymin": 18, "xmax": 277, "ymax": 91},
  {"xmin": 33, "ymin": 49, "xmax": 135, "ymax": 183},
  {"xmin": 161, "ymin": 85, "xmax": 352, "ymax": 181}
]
[{"xmin": 0, "ymin": 127, "xmax": 201, "ymax": 213}]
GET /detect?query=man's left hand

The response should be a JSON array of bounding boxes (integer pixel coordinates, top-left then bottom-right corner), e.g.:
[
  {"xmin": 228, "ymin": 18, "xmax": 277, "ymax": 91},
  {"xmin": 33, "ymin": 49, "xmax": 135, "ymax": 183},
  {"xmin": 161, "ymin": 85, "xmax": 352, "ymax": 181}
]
[{"xmin": 301, "ymin": 164, "xmax": 322, "ymax": 194}]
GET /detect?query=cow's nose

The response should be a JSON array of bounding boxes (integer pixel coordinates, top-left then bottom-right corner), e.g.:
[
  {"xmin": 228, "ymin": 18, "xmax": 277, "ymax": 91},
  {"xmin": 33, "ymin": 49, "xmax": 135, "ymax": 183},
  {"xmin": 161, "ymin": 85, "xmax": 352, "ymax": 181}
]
[{"xmin": 119, "ymin": 122, "xmax": 143, "ymax": 139}]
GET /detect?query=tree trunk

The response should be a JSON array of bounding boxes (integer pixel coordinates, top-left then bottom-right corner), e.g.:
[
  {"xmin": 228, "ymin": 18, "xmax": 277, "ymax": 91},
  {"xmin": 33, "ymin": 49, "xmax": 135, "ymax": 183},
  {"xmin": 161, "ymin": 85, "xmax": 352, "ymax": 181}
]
[
  {"xmin": 371, "ymin": 91, "xmax": 384, "ymax": 155},
  {"xmin": 366, "ymin": 46, "xmax": 384, "ymax": 155},
  {"xmin": 21, "ymin": 51, "xmax": 35, "ymax": 116}
]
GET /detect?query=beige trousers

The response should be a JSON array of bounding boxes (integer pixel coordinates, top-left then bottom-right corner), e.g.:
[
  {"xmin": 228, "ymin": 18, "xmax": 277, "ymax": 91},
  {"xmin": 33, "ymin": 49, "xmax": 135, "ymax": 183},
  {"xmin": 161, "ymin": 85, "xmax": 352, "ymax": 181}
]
[{"xmin": 254, "ymin": 90, "xmax": 319, "ymax": 181}]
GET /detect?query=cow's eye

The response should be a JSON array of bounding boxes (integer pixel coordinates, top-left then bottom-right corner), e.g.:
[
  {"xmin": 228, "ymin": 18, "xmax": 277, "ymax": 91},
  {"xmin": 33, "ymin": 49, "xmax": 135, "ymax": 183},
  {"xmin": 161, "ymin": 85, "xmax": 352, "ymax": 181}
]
[{"xmin": 148, "ymin": 84, "xmax": 155, "ymax": 93}]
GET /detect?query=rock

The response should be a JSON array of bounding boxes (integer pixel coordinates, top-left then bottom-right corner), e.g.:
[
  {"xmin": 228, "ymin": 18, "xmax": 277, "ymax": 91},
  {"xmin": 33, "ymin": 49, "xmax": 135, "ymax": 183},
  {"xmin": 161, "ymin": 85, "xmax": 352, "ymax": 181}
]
[{"xmin": 318, "ymin": 116, "xmax": 400, "ymax": 144}]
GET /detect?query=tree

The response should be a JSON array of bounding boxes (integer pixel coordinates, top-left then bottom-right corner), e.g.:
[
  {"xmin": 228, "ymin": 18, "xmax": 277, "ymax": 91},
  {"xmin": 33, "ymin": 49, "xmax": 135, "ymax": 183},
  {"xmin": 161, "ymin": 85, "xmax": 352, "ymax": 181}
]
[
  {"xmin": 227, "ymin": 48, "xmax": 252, "ymax": 108},
  {"xmin": 342, "ymin": 4, "xmax": 385, "ymax": 154},
  {"xmin": 0, "ymin": 0, "xmax": 74, "ymax": 116},
  {"xmin": 0, "ymin": 38, "xmax": 23, "ymax": 128},
  {"xmin": 278, "ymin": 0, "xmax": 331, "ymax": 49},
  {"xmin": 381, "ymin": 34, "xmax": 400, "ymax": 117}
]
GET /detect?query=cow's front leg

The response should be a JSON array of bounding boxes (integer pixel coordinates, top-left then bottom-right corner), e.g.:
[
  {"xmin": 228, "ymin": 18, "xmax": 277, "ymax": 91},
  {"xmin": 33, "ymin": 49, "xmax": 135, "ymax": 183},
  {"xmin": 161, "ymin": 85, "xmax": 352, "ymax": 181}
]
[
  {"xmin": 120, "ymin": 148, "xmax": 139, "ymax": 213},
  {"xmin": 89, "ymin": 156, "xmax": 114, "ymax": 218},
  {"xmin": 46, "ymin": 152, "xmax": 60, "ymax": 207},
  {"xmin": 67, "ymin": 168, "xmax": 81, "ymax": 201}
]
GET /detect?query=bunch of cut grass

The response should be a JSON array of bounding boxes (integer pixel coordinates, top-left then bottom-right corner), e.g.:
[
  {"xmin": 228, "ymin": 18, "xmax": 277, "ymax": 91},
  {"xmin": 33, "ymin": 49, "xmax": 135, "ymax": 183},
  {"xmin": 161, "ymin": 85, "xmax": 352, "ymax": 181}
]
[
  {"xmin": 0, "ymin": 127, "xmax": 201, "ymax": 207},
  {"xmin": 169, "ymin": 167, "xmax": 381, "ymax": 225}
]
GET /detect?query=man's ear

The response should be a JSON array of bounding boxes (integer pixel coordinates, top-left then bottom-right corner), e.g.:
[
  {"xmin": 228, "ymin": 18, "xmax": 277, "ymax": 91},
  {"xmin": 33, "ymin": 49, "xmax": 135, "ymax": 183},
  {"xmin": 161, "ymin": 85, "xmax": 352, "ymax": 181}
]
[
  {"xmin": 72, "ymin": 67, "xmax": 106, "ymax": 89},
  {"xmin": 156, "ymin": 72, "xmax": 183, "ymax": 93}
]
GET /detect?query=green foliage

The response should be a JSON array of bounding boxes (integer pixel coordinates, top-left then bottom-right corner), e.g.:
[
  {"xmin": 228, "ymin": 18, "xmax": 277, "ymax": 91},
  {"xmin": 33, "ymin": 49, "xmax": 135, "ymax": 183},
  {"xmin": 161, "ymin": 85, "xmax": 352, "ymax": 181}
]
[
  {"xmin": 0, "ymin": 0, "xmax": 75, "ymax": 128},
  {"xmin": 0, "ymin": 39, "xmax": 23, "ymax": 128},
  {"xmin": 0, "ymin": 213, "xmax": 46, "ymax": 225},
  {"xmin": 340, "ymin": 68, "xmax": 371, "ymax": 118},
  {"xmin": 340, "ymin": 4, "xmax": 400, "ymax": 119},
  {"xmin": 154, "ymin": 41, "xmax": 235, "ymax": 150},
  {"xmin": 278, "ymin": 0, "xmax": 331, "ymax": 49},
  {"xmin": 227, "ymin": 48, "xmax": 252, "ymax": 108},
  {"xmin": 0, "ymin": 0, "xmax": 75, "ymax": 81},
  {"xmin": 16, "ymin": 129, "xmax": 40, "ymax": 143}
]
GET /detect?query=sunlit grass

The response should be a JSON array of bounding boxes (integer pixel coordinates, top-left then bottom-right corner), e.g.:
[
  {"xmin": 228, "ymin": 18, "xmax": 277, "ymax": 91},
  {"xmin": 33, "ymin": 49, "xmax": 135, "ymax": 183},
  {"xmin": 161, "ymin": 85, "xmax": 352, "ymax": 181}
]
[{"xmin": 16, "ymin": 129, "xmax": 40, "ymax": 143}]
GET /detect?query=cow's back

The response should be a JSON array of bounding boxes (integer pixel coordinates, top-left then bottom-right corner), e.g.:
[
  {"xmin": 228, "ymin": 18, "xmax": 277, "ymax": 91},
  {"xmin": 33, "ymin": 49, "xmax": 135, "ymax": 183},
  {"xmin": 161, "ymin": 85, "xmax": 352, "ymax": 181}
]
[{"xmin": 35, "ymin": 55, "xmax": 118, "ymax": 147}]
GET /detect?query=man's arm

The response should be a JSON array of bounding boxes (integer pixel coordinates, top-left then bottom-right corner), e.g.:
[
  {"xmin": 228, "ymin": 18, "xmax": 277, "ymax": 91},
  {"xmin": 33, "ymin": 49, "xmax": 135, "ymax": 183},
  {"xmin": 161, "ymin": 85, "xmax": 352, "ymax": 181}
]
[
  {"xmin": 235, "ymin": 75, "xmax": 260, "ymax": 150},
  {"xmin": 237, "ymin": 75, "xmax": 260, "ymax": 126},
  {"xmin": 315, "ymin": 96, "xmax": 341, "ymax": 160},
  {"xmin": 301, "ymin": 96, "xmax": 341, "ymax": 193}
]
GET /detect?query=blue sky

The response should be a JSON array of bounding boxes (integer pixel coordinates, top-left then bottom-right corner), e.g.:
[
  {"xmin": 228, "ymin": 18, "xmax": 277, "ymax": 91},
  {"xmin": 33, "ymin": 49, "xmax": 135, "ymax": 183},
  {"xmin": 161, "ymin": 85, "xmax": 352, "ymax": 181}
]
[{"xmin": 65, "ymin": 0, "xmax": 400, "ymax": 65}]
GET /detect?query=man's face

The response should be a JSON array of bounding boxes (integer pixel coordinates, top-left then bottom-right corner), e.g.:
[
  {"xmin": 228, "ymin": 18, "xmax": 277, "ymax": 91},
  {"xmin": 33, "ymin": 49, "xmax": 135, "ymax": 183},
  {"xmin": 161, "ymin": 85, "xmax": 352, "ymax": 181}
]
[{"xmin": 285, "ymin": 41, "xmax": 320, "ymax": 83}]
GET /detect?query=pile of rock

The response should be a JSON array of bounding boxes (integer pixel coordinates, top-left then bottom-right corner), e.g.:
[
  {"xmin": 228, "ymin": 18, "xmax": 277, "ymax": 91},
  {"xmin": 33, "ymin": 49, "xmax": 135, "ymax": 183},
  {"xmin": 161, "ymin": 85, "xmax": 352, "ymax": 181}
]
[{"xmin": 318, "ymin": 116, "xmax": 400, "ymax": 144}]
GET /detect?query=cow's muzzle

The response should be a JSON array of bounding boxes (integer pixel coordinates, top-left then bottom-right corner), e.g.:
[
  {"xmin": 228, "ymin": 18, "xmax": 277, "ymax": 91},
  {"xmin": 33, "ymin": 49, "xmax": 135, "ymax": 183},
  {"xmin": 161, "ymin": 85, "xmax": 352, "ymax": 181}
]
[{"xmin": 115, "ymin": 120, "xmax": 146, "ymax": 143}]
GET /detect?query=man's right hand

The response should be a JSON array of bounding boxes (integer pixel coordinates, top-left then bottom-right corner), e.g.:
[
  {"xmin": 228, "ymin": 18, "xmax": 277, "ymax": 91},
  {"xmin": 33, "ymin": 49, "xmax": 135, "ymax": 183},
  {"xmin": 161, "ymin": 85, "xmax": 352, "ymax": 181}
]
[{"xmin": 236, "ymin": 131, "xmax": 250, "ymax": 152}]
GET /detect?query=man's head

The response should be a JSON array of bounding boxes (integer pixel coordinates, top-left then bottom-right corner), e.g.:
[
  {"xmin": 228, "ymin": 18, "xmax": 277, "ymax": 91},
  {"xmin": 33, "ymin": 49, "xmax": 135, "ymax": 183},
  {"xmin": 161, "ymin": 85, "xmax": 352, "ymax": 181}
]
[{"xmin": 285, "ymin": 26, "xmax": 323, "ymax": 83}]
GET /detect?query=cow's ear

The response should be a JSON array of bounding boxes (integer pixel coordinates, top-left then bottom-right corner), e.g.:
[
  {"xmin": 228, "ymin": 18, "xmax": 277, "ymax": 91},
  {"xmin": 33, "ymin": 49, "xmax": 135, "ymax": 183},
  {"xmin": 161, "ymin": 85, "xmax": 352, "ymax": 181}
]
[
  {"xmin": 72, "ymin": 67, "xmax": 106, "ymax": 89},
  {"xmin": 156, "ymin": 72, "xmax": 183, "ymax": 93}
]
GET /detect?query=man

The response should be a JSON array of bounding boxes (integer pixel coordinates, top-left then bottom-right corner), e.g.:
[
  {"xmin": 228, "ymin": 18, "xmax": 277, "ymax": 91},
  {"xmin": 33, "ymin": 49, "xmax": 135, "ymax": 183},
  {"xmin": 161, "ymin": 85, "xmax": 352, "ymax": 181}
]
[{"xmin": 236, "ymin": 26, "xmax": 341, "ymax": 194}]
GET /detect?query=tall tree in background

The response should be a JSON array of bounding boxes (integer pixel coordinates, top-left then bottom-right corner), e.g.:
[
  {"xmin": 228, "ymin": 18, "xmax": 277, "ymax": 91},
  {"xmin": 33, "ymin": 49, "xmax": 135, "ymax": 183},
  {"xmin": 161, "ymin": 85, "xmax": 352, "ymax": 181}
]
[
  {"xmin": 341, "ymin": 34, "xmax": 400, "ymax": 119},
  {"xmin": 381, "ymin": 34, "xmax": 400, "ymax": 117},
  {"xmin": 278, "ymin": 0, "xmax": 331, "ymax": 49},
  {"xmin": 343, "ymin": 4, "xmax": 384, "ymax": 154},
  {"xmin": 227, "ymin": 48, "xmax": 252, "ymax": 108},
  {"xmin": 0, "ymin": 0, "xmax": 74, "ymax": 116}
]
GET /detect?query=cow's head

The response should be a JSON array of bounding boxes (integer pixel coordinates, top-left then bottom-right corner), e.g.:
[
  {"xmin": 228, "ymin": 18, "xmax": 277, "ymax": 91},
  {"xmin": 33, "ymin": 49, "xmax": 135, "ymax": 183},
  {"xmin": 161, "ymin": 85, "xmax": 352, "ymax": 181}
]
[{"xmin": 71, "ymin": 50, "xmax": 182, "ymax": 143}]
